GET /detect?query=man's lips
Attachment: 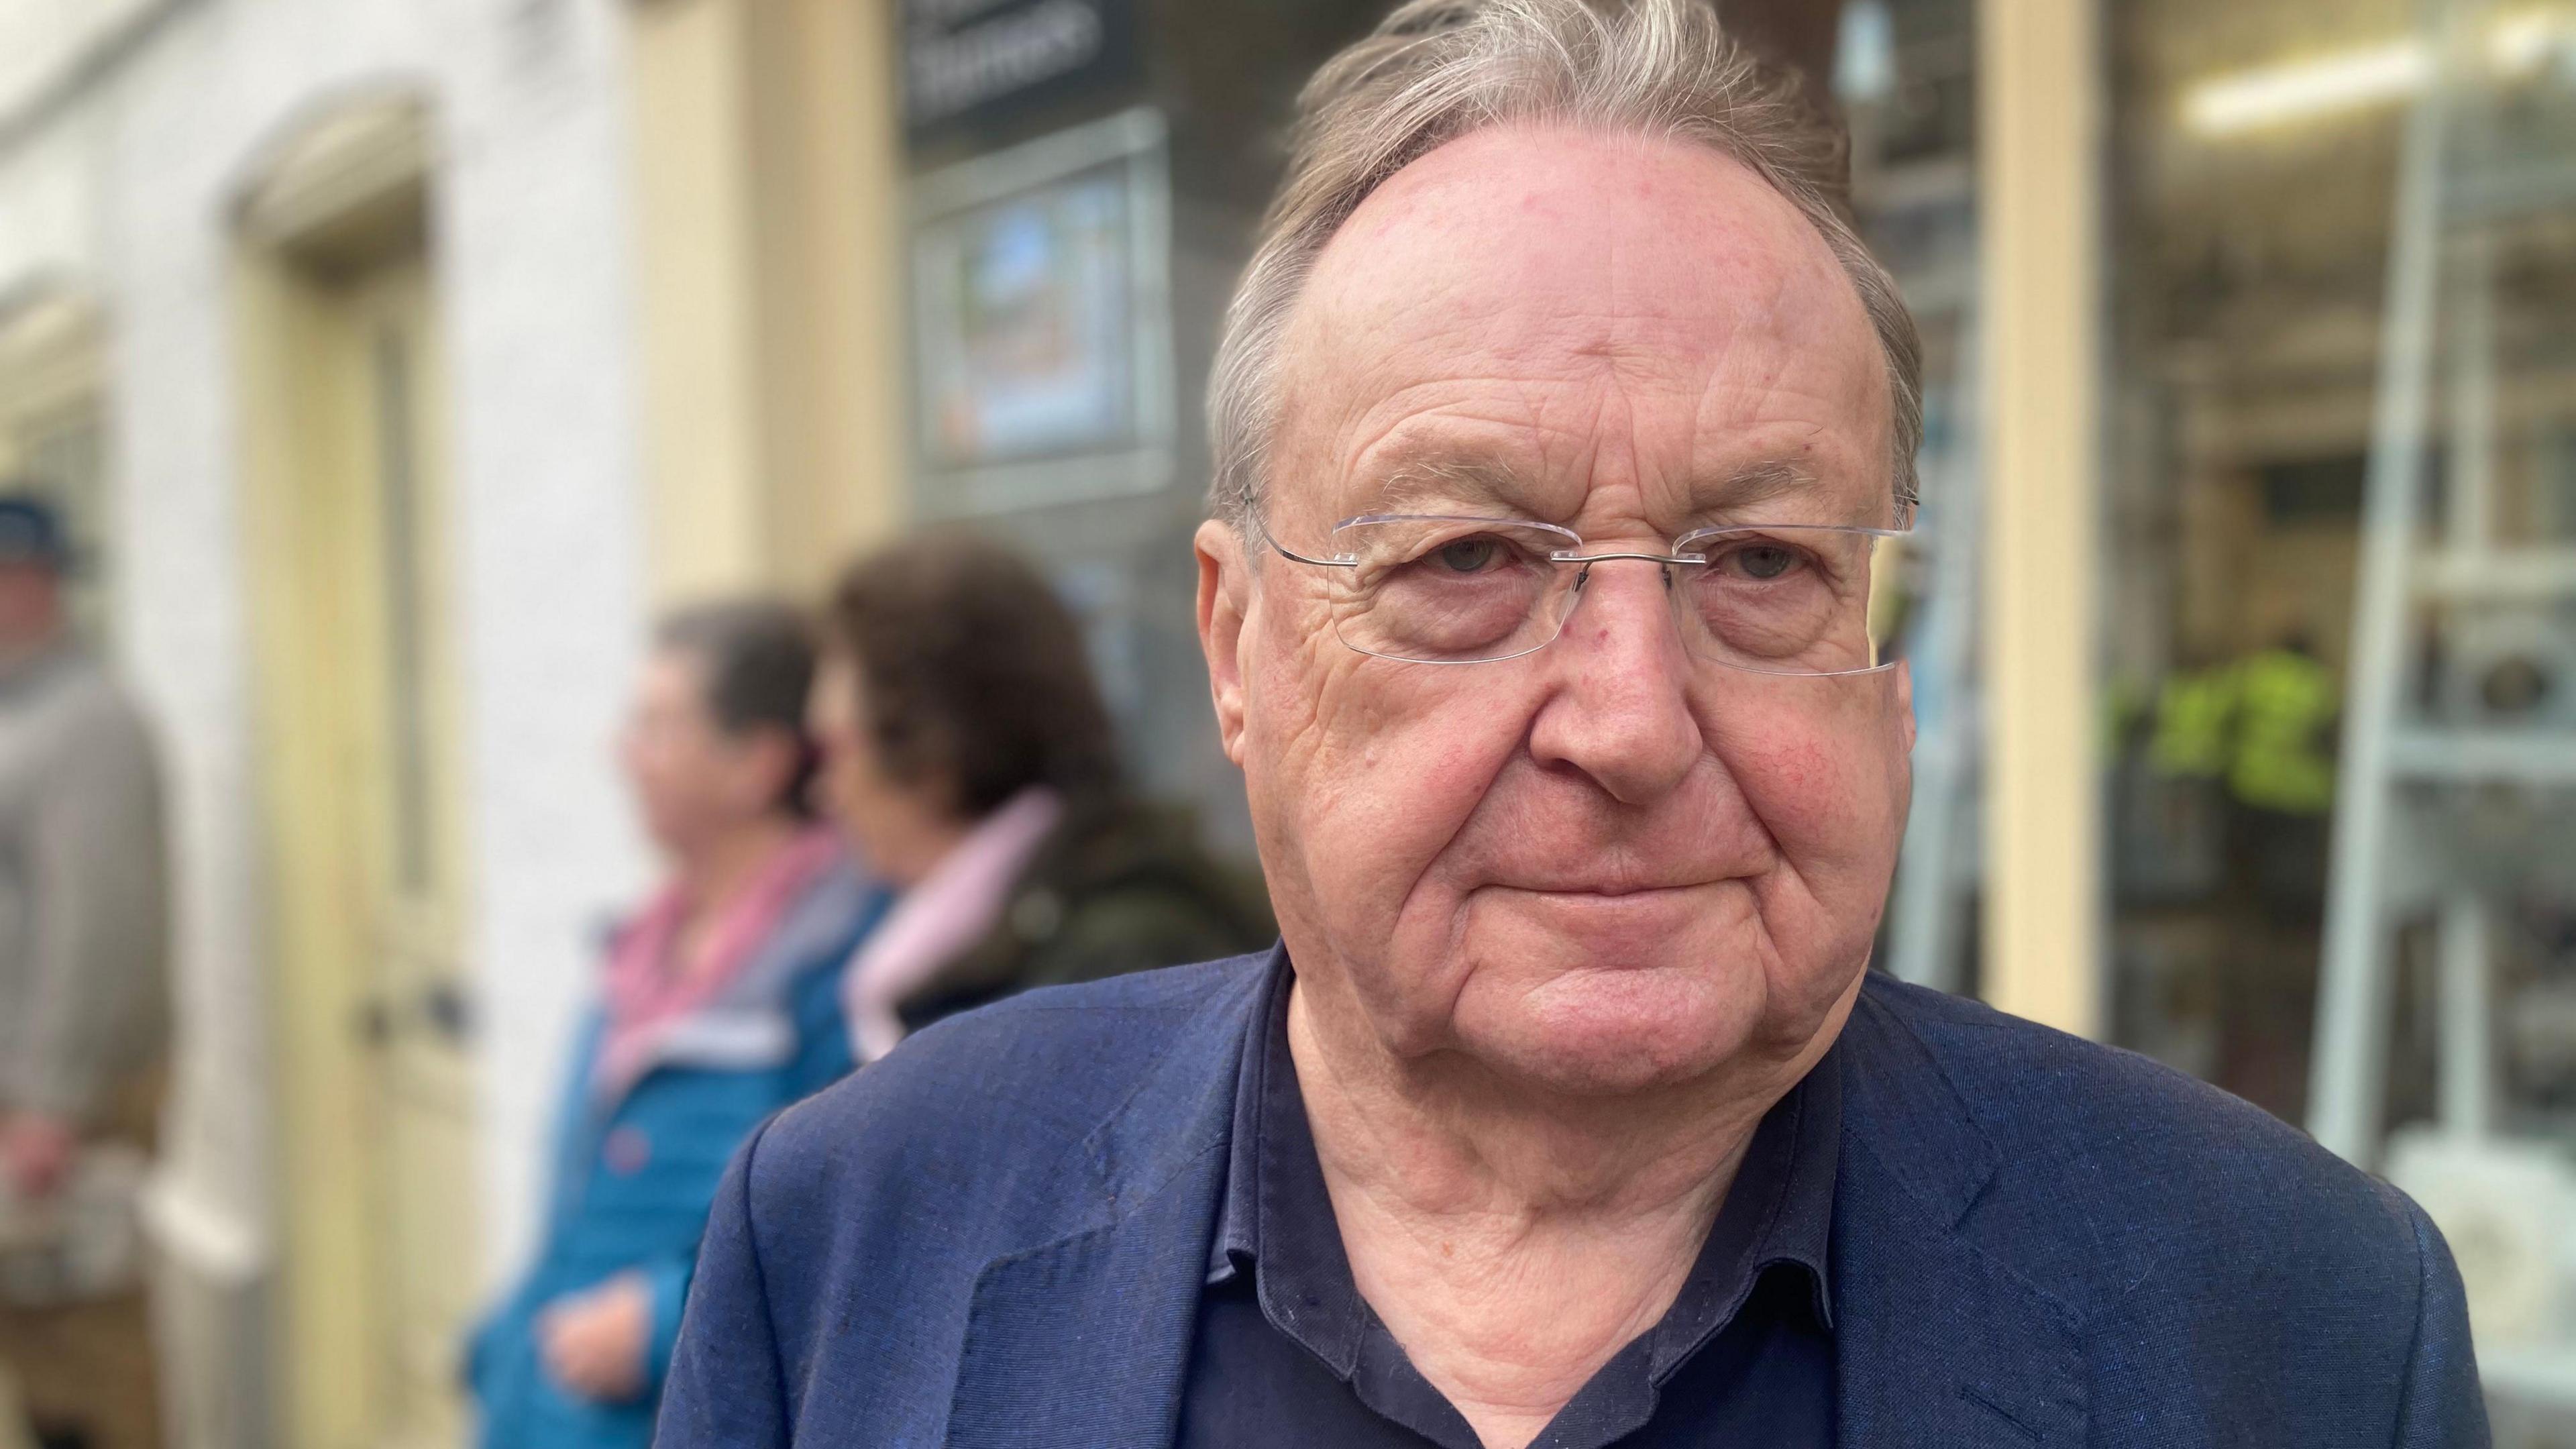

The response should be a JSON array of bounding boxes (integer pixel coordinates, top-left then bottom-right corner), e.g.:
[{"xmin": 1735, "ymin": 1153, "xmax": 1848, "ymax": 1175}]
[
  {"xmin": 1476, "ymin": 879, "xmax": 1725, "ymax": 899},
  {"xmin": 1467, "ymin": 882, "xmax": 1729, "ymax": 954}
]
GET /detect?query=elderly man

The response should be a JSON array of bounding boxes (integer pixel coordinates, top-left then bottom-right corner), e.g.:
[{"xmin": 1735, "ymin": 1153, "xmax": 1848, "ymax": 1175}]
[{"xmin": 659, "ymin": 2, "xmax": 2482, "ymax": 1445}]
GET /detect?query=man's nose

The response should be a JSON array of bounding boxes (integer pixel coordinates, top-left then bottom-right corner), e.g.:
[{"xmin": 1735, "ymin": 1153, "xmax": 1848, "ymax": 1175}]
[{"xmin": 1525, "ymin": 559, "xmax": 1704, "ymax": 804}]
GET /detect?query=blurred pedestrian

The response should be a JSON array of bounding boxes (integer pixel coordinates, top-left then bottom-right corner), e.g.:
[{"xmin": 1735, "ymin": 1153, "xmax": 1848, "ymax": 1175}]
[
  {"xmin": 811, "ymin": 531, "xmax": 1271, "ymax": 1057},
  {"xmin": 466, "ymin": 601, "xmax": 885, "ymax": 1449},
  {"xmin": 0, "ymin": 494, "xmax": 168, "ymax": 1449}
]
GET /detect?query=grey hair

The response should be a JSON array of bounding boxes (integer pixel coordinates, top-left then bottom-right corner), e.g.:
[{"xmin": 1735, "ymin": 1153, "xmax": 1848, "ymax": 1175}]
[{"xmin": 1207, "ymin": 0, "xmax": 1923, "ymax": 531}]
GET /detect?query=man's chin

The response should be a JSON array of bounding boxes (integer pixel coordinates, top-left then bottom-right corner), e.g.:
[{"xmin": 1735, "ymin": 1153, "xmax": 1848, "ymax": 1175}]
[{"xmin": 1449, "ymin": 965, "xmax": 1766, "ymax": 1097}]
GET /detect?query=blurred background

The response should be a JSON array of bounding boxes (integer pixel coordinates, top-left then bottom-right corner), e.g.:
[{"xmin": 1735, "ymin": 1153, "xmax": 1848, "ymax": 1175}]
[{"xmin": 0, "ymin": 0, "xmax": 2570, "ymax": 1444}]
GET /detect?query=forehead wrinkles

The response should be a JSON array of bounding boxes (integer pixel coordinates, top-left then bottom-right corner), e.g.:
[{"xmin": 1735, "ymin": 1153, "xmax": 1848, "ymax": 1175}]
[
  {"xmin": 1269, "ymin": 129, "xmax": 1883, "ymax": 530},
  {"xmin": 1334, "ymin": 393, "xmax": 1623, "ymax": 522},
  {"xmin": 1289, "ymin": 223, "xmax": 1810, "ymax": 427},
  {"xmin": 1293, "ymin": 128, "xmax": 1837, "ymax": 365},
  {"xmin": 1326, "ymin": 388, "xmax": 1866, "ymax": 533}
]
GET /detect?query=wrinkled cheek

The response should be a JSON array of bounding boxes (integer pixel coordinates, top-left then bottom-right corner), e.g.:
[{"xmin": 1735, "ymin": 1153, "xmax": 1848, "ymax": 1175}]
[
  {"xmin": 1247, "ymin": 659, "xmax": 1523, "ymax": 979},
  {"xmin": 1306, "ymin": 739, "xmax": 1495, "ymax": 946},
  {"xmin": 1715, "ymin": 682, "xmax": 1909, "ymax": 957},
  {"xmin": 1724, "ymin": 677, "xmax": 1909, "ymax": 858}
]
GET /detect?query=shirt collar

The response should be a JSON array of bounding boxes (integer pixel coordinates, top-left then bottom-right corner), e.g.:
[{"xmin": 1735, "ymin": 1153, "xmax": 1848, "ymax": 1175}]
[
  {"xmin": 1208, "ymin": 951, "xmax": 1842, "ymax": 1371},
  {"xmin": 1205, "ymin": 951, "xmax": 1276, "ymax": 1284}
]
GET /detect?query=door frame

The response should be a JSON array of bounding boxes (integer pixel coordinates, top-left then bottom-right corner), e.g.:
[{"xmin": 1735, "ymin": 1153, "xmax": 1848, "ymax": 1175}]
[{"xmin": 229, "ymin": 90, "xmax": 478, "ymax": 1449}]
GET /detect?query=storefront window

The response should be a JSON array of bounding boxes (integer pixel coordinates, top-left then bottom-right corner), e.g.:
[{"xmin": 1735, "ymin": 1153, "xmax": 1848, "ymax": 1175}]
[
  {"xmin": 897, "ymin": 1, "xmax": 1391, "ymax": 861},
  {"xmin": 2102, "ymin": 0, "xmax": 2405, "ymax": 1119},
  {"xmin": 2103, "ymin": 0, "xmax": 2576, "ymax": 1149}
]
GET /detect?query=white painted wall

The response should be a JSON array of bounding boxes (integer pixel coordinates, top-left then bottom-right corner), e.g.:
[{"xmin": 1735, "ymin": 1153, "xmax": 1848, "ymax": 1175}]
[
  {"xmin": 0, "ymin": 0, "xmax": 160, "ymax": 123},
  {"xmin": 429, "ymin": 0, "xmax": 657, "ymax": 1277},
  {"xmin": 0, "ymin": 0, "xmax": 659, "ymax": 1409}
]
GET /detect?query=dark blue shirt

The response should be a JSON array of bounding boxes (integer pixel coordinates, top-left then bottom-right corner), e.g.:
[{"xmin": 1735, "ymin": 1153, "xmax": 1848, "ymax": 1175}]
[{"xmin": 1177, "ymin": 965, "xmax": 1841, "ymax": 1448}]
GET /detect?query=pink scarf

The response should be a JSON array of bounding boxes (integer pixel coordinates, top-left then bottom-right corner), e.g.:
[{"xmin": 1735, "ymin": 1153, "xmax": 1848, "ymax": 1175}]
[
  {"xmin": 844, "ymin": 786, "xmax": 1063, "ymax": 1062},
  {"xmin": 593, "ymin": 826, "xmax": 844, "ymax": 1098}
]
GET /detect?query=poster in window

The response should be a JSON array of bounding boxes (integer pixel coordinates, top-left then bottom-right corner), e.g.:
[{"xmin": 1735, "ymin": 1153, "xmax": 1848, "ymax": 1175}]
[{"xmin": 911, "ymin": 109, "xmax": 1173, "ymax": 514}]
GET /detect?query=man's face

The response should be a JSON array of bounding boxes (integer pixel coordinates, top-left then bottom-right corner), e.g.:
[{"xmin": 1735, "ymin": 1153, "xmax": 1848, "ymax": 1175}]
[{"xmin": 1198, "ymin": 127, "xmax": 1915, "ymax": 1095}]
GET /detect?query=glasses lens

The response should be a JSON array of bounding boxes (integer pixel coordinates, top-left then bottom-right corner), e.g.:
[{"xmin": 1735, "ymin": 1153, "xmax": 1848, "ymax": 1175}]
[
  {"xmin": 1330, "ymin": 517, "xmax": 1574, "ymax": 663},
  {"xmin": 1674, "ymin": 526, "xmax": 1894, "ymax": 675}
]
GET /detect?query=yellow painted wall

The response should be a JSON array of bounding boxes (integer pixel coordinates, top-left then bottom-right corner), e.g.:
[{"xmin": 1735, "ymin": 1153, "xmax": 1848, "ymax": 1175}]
[
  {"xmin": 628, "ymin": 0, "xmax": 909, "ymax": 607},
  {"xmin": 631, "ymin": 0, "xmax": 773, "ymax": 600},
  {"xmin": 1980, "ymin": 0, "xmax": 2105, "ymax": 1037},
  {"xmin": 752, "ymin": 0, "xmax": 911, "ymax": 595}
]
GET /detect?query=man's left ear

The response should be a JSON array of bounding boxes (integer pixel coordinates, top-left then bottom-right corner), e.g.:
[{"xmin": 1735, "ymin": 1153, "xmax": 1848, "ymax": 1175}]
[
  {"xmin": 1195, "ymin": 519, "xmax": 1252, "ymax": 765},
  {"xmin": 1894, "ymin": 659, "xmax": 1917, "ymax": 756}
]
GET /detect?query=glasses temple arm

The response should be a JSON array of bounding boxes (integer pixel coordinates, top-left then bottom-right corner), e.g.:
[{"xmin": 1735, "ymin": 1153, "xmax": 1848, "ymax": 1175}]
[{"xmin": 1251, "ymin": 515, "xmax": 1354, "ymax": 569}]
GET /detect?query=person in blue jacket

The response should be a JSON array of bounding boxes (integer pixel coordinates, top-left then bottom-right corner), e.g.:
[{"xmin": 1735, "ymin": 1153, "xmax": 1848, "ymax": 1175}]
[{"xmin": 467, "ymin": 600, "xmax": 885, "ymax": 1449}]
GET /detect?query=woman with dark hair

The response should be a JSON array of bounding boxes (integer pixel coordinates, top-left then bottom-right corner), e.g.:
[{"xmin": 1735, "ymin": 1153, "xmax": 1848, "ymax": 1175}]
[
  {"xmin": 467, "ymin": 602, "xmax": 885, "ymax": 1449},
  {"xmin": 812, "ymin": 531, "xmax": 1271, "ymax": 1054}
]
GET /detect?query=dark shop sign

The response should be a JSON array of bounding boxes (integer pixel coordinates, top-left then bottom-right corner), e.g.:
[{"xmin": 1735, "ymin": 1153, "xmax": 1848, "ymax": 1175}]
[{"xmin": 902, "ymin": 0, "xmax": 1139, "ymax": 144}]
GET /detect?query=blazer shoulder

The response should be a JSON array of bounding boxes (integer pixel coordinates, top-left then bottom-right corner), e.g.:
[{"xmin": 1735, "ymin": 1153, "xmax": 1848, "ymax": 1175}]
[
  {"xmin": 749, "ymin": 952, "xmax": 1265, "ymax": 1196},
  {"xmin": 1851, "ymin": 974, "xmax": 2432, "ymax": 1313}
]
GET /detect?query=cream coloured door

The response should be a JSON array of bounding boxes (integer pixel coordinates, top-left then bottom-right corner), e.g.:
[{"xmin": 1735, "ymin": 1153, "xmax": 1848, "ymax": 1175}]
[
  {"xmin": 240, "ymin": 226, "xmax": 481, "ymax": 1449},
  {"xmin": 343, "ymin": 256, "xmax": 482, "ymax": 1449}
]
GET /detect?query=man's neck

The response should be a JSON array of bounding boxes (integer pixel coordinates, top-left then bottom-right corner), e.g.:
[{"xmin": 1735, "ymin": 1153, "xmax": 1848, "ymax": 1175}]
[{"xmin": 1283, "ymin": 976, "xmax": 1829, "ymax": 1449}]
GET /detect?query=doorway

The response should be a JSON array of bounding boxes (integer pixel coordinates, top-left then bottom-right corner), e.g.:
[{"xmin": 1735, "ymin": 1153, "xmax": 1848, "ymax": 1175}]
[{"xmin": 233, "ymin": 97, "xmax": 480, "ymax": 1449}]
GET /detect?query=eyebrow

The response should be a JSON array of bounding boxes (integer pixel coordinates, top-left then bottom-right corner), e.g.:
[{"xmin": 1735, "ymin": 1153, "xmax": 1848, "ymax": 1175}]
[
  {"xmin": 1352, "ymin": 454, "xmax": 1539, "ymax": 518},
  {"xmin": 1697, "ymin": 458, "xmax": 1819, "ymax": 515},
  {"xmin": 1344, "ymin": 449, "xmax": 1828, "ymax": 525}
]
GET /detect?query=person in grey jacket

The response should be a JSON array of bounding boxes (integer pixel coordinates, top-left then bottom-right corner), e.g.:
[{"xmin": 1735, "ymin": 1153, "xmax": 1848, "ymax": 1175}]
[{"xmin": 0, "ymin": 494, "xmax": 169, "ymax": 1449}]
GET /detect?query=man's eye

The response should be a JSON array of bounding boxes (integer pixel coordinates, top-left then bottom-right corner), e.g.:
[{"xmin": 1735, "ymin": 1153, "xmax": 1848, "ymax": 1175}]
[
  {"xmin": 1729, "ymin": 545, "xmax": 1799, "ymax": 580},
  {"xmin": 1434, "ymin": 537, "xmax": 1504, "ymax": 573}
]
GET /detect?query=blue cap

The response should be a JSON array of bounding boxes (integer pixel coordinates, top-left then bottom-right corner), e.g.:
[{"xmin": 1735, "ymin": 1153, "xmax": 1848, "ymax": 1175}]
[{"xmin": 0, "ymin": 495, "xmax": 73, "ymax": 571}]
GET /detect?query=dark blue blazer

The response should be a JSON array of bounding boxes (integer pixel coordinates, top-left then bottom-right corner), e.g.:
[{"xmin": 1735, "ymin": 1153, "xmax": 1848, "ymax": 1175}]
[{"xmin": 658, "ymin": 950, "xmax": 2486, "ymax": 1448}]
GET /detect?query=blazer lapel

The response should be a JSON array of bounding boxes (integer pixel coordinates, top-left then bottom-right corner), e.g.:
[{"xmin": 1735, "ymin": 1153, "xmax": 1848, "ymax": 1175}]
[
  {"xmin": 1831, "ymin": 992, "xmax": 2089, "ymax": 1448},
  {"xmin": 942, "ymin": 950, "xmax": 1274, "ymax": 1449},
  {"xmin": 1833, "ymin": 1141, "xmax": 2088, "ymax": 1446},
  {"xmin": 943, "ymin": 1159, "xmax": 1228, "ymax": 1449}
]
